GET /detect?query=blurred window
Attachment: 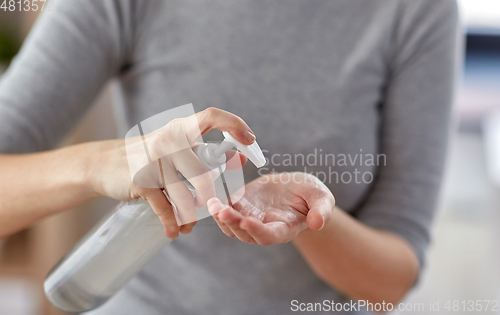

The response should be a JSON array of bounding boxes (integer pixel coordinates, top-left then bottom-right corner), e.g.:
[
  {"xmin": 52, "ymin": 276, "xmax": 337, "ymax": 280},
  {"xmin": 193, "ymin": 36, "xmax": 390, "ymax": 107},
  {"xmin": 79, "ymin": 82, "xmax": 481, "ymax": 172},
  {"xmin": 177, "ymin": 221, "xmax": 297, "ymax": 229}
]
[{"xmin": 458, "ymin": 0, "xmax": 500, "ymax": 35}]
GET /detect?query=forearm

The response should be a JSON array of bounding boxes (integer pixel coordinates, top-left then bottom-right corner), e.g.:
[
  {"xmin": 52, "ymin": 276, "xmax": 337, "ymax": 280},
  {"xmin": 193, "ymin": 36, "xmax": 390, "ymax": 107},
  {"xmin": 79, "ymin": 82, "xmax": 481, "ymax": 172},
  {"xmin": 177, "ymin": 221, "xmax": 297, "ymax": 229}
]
[
  {"xmin": 293, "ymin": 206, "xmax": 419, "ymax": 304},
  {"xmin": 0, "ymin": 142, "xmax": 100, "ymax": 237}
]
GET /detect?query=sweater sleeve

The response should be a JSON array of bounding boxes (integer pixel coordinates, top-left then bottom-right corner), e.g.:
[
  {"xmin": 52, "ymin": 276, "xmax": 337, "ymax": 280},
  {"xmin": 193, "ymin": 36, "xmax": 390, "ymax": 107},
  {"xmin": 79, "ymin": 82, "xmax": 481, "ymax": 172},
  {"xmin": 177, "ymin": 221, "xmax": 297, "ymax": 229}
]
[
  {"xmin": 0, "ymin": 0, "xmax": 133, "ymax": 153},
  {"xmin": 355, "ymin": 0, "xmax": 460, "ymax": 270}
]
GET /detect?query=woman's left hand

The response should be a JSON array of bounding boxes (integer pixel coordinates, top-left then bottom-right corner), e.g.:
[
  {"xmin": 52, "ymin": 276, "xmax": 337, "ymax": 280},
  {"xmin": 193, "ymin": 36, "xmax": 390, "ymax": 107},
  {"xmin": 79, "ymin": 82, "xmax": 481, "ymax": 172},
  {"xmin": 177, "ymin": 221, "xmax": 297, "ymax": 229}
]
[{"xmin": 207, "ymin": 172, "xmax": 335, "ymax": 245}]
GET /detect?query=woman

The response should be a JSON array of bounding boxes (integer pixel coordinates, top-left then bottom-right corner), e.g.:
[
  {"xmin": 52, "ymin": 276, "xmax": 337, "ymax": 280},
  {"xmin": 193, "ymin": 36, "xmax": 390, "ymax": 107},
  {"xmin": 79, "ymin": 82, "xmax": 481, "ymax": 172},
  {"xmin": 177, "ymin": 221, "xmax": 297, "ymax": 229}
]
[{"xmin": 0, "ymin": 0, "xmax": 459, "ymax": 313}]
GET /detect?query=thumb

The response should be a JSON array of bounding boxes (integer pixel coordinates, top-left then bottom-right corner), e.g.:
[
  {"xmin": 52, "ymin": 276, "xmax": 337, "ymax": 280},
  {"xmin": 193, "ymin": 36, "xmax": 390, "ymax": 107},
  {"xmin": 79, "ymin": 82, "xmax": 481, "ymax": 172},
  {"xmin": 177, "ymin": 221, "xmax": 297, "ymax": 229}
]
[{"xmin": 305, "ymin": 191, "xmax": 335, "ymax": 231}]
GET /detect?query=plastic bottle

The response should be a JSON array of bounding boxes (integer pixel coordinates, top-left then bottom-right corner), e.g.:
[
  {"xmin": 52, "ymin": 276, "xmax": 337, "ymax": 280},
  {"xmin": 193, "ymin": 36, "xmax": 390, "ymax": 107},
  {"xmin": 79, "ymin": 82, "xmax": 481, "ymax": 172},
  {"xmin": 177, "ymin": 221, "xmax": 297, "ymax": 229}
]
[{"xmin": 44, "ymin": 132, "xmax": 266, "ymax": 313}]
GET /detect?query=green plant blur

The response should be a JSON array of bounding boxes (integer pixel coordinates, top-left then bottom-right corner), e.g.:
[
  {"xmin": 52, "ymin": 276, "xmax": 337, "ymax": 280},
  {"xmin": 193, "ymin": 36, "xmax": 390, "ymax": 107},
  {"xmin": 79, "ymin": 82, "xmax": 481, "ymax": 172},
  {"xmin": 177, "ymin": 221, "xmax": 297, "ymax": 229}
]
[{"xmin": 0, "ymin": 27, "xmax": 20, "ymax": 66}]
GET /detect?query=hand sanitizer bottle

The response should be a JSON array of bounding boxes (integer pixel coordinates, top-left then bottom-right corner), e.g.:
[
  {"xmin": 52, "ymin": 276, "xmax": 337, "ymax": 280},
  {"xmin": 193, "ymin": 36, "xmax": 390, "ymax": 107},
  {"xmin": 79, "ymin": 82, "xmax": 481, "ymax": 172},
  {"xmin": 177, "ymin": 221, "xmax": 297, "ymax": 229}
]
[{"xmin": 44, "ymin": 132, "xmax": 266, "ymax": 313}]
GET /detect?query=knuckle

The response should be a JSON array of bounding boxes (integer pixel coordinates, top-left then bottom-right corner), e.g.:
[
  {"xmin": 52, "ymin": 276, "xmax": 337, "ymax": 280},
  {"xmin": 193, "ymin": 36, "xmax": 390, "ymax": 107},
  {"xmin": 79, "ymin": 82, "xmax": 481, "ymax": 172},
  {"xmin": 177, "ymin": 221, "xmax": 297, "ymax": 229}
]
[
  {"xmin": 164, "ymin": 120, "xmax": 182, "ymax": 142},
  {"xmin": 201, "ymin": 107, "xmax": 223, "ymax": 127},
  {"xmin": 154, "ymin": 205, "xmax": 172, "ymax": 217},
  {"xmin": 166, "ymin": 223, "xmax": 181, "ymax": 232},
  {"xmin": 228, "ymin": 114, "xmax": 242, "ymax": 127},
  {"xmin": 176, "ymin": 191, "xmax": 195, "ymax": 207},
  {"xmin": 148, "ymin": 133, "xmax": 172, "ymax": 160},
  {"xmin": 157, "ymin": 209, "xmax": 178, "ymax": 225},
  {"xmin": 159, "ymin": 216, "xmax": 175, "ymax": 227},
  {"xmin": 167, "ymin": 117, "xmax": 183, "ymax": 128},
  {"xmin": 204, "ymin": 107, "xmax": 219, "ymax": 119},
  {"xmin": 228, "ymin": 222, "xmax": 238, "ymax": 230}
]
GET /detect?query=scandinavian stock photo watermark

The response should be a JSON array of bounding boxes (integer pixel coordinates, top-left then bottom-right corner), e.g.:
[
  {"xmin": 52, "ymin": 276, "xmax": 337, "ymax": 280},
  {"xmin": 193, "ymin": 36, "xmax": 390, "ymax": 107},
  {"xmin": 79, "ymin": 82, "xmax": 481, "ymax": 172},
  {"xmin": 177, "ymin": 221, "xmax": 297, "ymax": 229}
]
[
  {"xmin": 291, "ymin": 299, "xmax": 500, "ymax": 313},
  {"xmin": 258, "ymin": 148, "xmax": 386, "ymax": 185},
  {"xmin": 1, "ymin": 0, "xmax": 55, "ymax": 12}
]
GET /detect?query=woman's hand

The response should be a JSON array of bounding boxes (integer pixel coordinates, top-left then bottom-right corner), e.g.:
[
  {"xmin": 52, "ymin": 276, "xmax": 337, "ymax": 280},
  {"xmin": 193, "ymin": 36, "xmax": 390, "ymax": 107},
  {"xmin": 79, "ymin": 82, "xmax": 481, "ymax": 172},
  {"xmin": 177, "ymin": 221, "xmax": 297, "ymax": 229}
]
[
  {"xmin": 207, "ymin": 172, "xmax": 335, "ymax": 245},
  {"xmin": 87, "ymin": 108, "xmax": 254, "ymax": 239}
]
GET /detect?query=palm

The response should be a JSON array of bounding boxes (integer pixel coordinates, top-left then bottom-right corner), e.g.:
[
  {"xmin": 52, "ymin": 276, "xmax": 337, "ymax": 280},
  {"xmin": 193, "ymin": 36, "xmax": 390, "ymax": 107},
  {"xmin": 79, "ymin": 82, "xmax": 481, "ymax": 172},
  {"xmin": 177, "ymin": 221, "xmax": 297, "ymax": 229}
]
[
  {"xmin": 232, "ymin": 177, "xmax": 309, "ymax": 236},
  {"xmin": 208, "ymin": 173, "xmax": 335, "ymax": 245}
]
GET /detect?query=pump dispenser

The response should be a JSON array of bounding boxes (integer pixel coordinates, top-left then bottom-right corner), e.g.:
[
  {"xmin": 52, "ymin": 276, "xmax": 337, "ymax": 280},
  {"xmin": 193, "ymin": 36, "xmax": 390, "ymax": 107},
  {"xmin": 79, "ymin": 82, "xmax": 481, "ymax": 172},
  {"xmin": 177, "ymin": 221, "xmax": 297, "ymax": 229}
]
[
  {"xmin": 193, "ymin": 131, "xmax": 266, "ymax": 182},
  {"xmin": 44, "ymin": 132, "xmax": 266, "ymax": 313}
]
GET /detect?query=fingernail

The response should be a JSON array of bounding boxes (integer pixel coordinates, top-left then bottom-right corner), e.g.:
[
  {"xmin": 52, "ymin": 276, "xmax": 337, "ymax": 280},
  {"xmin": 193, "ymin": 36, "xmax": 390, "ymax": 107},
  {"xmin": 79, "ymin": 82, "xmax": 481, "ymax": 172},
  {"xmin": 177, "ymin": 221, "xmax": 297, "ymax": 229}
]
[
  {"xmin": 245, "ymin": 130, "xmax": 256, "ymax": 143},
  {"xmin": 319, "ymin": 215, "xmax": 325, "ymax": 230}
]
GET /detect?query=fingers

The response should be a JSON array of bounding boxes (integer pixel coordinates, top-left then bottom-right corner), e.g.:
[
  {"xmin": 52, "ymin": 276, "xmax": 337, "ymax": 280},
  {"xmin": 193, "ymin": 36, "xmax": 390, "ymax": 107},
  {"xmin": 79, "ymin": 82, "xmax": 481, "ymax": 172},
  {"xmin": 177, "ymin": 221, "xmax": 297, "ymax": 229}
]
[
  {"xmin": 165, "ymin": 180, "xmax": 199, "ymax": 226},
  {"xmin": 141, "ymin": 186, "xmax": 198, "ymax": 238},
  {"xmin": 208, "ymin": 198, "xmax": 236, "ymax": 238},
  {"xmin": 141, "ymin": 108, "xmax": 252, "ymax": 211},
  {"xmin": 239, "ymin": 217, "xmax": 274, "ymax": 246},
  {"xmin": 240, "ymin": 218, "xmax": 290, "ymax": 246},
  {"xmin": 207, "ymin": 198, "xmax": 297, "ymax": 245},
  {"xmin": 171, "ymin": 148, "xmax": 215, "ymax": 209},
  {"xmin": 140, "ymin": 188, "xmax": 180, "ymax": 239},
  {"xmin": 306, "ymin": 207, "xmax": 325, "ymax": 231},
  {"xmin": 194, "ymin": 107, "xmax": 256, "ymax": 145},
  {"xmin": 180, "ymin": 221, "xmax": 197, "ymax": 234},
  {"xmin": 218, "ymin": 207, "xmax": 256, "ymax": 244},
  {"xmin": 305, "ymin": 190, "xmax": 335, "ymax": 231},
  {"xmin": 156, "ymin": 156, "xmax": 199, "ymax": 226},
  {"xmin": 207, "ymin": 198, "xmax": 256, "ymax": 243},
  {"xmin": 213, "ymin": 214, "xmax": 236, "ymax": 238}
]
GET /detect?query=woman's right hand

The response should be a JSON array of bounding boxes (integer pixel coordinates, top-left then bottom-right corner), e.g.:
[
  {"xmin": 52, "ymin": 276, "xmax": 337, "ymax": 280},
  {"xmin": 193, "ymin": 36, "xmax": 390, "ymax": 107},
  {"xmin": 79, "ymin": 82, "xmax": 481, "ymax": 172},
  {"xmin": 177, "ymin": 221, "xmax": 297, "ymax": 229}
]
[{"xmin": 85, "ymin": 107, "xmax": 255, "ymax": 239}]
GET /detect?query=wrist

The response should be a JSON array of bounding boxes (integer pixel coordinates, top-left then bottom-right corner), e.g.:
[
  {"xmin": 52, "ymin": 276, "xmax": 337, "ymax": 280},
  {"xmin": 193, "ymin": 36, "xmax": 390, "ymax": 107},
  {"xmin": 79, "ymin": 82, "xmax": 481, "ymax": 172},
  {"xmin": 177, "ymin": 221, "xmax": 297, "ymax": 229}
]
[
  {"xmin": 86, "ymin": 139, "xmax": 129, "ymax": 199},
  {"xmin": 294, "ymin": 206, "xmax": 340, "ymax": 243},
  {"xmin": 71, "ymin": 142, "xmax": 102, "ymax": 199},
  {"xmin": 76, "ymin": 141, "xmax": 115, "ymax": 198}
]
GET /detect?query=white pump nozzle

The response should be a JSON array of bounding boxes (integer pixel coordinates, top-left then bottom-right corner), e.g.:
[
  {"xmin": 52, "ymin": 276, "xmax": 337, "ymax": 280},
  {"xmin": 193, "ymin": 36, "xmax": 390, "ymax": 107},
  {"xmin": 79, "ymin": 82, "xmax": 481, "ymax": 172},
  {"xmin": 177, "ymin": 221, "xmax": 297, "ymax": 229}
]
[
  {"xmin": 221, "ymin": 131, "xmax": 266, "ymax": 168},
  {"xmin": 194, "ymin": 131, "xmax": 266, "ymax": 179},
  {"xmin": 187, "ymin": 131, "xmax": 266, "ymax": 195}
]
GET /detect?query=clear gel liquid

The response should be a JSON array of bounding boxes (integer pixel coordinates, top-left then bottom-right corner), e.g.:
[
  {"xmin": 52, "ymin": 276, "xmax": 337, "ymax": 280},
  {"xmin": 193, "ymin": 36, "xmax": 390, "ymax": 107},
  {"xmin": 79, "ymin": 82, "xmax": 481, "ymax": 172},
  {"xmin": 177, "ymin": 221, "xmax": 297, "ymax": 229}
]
[{"xmin": 44, "ymin": 200, "xmax": 171, "ymax": 313}]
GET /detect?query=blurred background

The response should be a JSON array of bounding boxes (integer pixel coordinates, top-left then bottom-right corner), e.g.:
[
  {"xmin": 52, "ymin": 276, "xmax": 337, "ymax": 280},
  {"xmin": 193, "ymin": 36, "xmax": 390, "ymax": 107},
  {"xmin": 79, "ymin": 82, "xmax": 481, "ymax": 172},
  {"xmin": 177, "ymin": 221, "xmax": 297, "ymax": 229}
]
[
  {"xmin": 0, "ymin": 1, "xmax": 499, "ymax": 314},
  {"xmin": 398, "ymin": 1, "xmax": 500, "ymax": 314}
]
